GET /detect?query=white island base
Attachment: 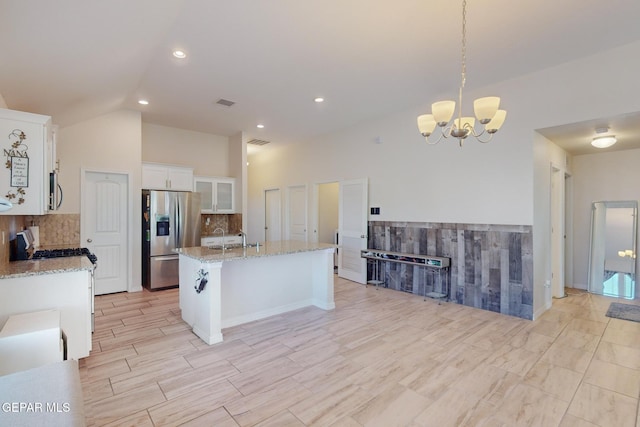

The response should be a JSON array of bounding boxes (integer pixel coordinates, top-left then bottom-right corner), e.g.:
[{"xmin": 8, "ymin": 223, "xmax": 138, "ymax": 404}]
[{"xmin": 178, "ymin": 241, "xmax": 336, "ymax": 345}]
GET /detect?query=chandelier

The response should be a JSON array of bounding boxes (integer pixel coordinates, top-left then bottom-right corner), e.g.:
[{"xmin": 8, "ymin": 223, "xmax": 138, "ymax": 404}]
[{"xmin": 417, "ymin": 0, "xmax": 506, "ymax": 146}]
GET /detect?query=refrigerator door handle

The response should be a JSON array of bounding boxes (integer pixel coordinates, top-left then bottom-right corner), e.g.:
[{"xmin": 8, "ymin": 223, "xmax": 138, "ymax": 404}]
[{"xmin": 175, "ymin": 197, "xmax": 181, "ymax": 248}]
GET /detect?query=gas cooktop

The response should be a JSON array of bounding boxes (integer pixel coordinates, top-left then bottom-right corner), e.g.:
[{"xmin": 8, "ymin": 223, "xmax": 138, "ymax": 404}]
[{"xmin": 32, "ymin": 247, "xmax": 97, "ymax": 264}]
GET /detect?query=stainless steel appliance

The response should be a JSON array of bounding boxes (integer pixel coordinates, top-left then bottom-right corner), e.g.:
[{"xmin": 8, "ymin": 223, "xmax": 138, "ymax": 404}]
[{"xmin": 142, "ymin": 190, "xmax": 201, "ymax": 290}]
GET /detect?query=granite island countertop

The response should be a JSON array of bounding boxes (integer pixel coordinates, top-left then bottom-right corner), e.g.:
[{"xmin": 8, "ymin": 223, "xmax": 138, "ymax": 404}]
[
  {"xmin": 0, "ymin": 256, "xmax": 94, "ymax": 280},
  {"xmin": 175, "ymin": 240, "xmax": 336, "ymax": 263}
]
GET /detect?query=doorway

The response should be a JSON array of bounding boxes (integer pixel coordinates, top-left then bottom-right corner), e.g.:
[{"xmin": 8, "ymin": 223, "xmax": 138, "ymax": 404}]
[
  {"xmin": 338, "ymin": 178, "xmax": 368, "ymax": 284},
  {"xmin": 316, "ymin": 182, "xmax": 339, "ymax": 269},
  {"xmin": 264, "ymin": 188, "xmax": 282, "ymax": 242},
  {"xmin": 287, "ymin": 185, "xmax": 307, "ymax": 241},
  {"xmin": 81, "ymin": 170, "xmax": 129, "ymax": 295}
]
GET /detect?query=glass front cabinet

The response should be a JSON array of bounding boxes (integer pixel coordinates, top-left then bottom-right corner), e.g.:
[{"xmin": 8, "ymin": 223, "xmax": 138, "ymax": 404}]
[{"xmin": 194, "ymin": 176, "xmax": 235, "ymax": 213}]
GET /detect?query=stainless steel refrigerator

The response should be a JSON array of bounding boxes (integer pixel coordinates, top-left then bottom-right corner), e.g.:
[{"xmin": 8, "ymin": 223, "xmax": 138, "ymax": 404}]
[{"xmin": 142, "ymin": 190, "xmax": 201, "ymax": 290}]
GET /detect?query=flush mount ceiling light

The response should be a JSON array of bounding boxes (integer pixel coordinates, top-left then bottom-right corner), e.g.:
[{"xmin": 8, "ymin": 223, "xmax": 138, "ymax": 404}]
[
  {"xmin": 314, "ymin": 97, "xmax": 324, "ymax": 103},
  {"xmin": 417, "ymin": 0, "xmax": 506, "ymax": 147},
  {"xmin": 256, "ymin": 124, "xmax": 265, "ymax": 129},
  {"xmin": 138, "ymin": 99, "xmax": 149, "ymax": 105},
  {"xmin": 172, "ymin": 50, "xmax": 186, "ymax": 59},
  {"xmin": 591, "ymin": 127, "xmax": 616, "ymax": 148}
]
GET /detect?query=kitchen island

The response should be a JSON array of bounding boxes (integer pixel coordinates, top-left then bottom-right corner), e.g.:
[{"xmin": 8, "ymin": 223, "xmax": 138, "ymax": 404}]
[{"xmin": 177, "ymin": 241, "xmax": 336, "ymax": 345}]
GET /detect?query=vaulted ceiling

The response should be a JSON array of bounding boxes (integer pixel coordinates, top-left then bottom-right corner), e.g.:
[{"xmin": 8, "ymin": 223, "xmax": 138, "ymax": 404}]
[{"xmin": 2, "ymin": 0, "xmax": 640, "ymax": 150}]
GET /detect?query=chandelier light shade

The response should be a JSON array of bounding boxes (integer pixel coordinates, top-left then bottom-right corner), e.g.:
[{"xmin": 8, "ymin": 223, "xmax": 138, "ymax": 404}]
[{"xmin": 417, "ymin": 0, "xmax": 507, "ymax": 146}]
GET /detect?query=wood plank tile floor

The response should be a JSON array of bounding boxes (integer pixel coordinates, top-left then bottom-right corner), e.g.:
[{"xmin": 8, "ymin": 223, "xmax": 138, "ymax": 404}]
[{"xmin": 81, "ymin": 278, "xmax": 640, "ymax": 426}]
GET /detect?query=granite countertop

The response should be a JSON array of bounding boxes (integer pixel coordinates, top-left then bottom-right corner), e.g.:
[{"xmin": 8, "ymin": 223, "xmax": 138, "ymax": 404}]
[
  {"xmin": 175, "ymin": 240, "xmax": 336, "ymax": 263},
  {"xmin": 0, "ymin": 256, "xmax": 94, "ymax": 280}
]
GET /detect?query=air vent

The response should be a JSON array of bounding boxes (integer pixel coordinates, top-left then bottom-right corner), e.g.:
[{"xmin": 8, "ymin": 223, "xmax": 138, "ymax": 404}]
[
  {"xmin": 247, "ymin": 138, "xmax": 270, "ymax": 146},
  {"xmin": 216, "ymin": 98, "xmax": 235, "ymax": 107}
]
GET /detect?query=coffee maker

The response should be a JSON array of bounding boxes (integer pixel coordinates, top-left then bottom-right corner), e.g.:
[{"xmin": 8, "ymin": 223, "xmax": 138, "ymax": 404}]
[{"xmin": 10, "ymin": 229, "xmax": 35, "ymax": 261}]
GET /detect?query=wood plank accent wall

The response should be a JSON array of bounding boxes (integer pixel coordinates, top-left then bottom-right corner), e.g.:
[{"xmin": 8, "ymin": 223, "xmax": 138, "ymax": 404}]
[{"xmin": 368, "ymin": 221, "xmax": 533, "ymax": 320}]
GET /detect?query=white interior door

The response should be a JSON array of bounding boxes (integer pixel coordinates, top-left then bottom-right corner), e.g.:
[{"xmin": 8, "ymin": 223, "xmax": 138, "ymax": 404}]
[
  {"xmin": 265, "ymin": 188, "xmax": 282, "ymax": 242},
  {"xmin": 287, "ymin": 185, "xmax": 307, "ymax": 241},
  {"xmin": 338, "ymin": 178, "xmax": 368, "ymax": 284},
  {"xmin": 82, "ymin": 171, "xmax": 129, "ymax": 295}
]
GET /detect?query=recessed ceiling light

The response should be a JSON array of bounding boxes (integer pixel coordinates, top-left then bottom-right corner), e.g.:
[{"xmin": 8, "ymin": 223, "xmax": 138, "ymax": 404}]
[
  {"xmin": 172, "ymin": 50, "xmax": 186, "ymax": 59},
  {"xmin": 256, "ymin": 124, "xmax": 265, "ymax": 129},
  {"xmin": 314, "ymin": 97, "xmax": 324, "ymax": 103},
  {"xmin": 138, "ymin": 99, "xmax": 149, "ymax": 105}
]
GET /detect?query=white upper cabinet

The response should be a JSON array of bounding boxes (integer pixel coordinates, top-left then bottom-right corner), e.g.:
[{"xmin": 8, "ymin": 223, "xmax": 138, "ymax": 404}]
[
  {"xmin": 194, "ymin": 176, "xmax": 235, "ymax": 213},
  {"xmin": 0, "ymin": 108, "xmax": 53, "ymax": 215},
  {"xmin": 142, "ymin": 163, "xmax": 193, "ymax": 191}
]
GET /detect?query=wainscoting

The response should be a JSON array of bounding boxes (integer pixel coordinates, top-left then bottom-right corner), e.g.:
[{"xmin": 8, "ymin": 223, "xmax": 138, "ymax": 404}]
[{"xmin": 368, "ymin": 221, "xmax": 533, "ymax": 320}]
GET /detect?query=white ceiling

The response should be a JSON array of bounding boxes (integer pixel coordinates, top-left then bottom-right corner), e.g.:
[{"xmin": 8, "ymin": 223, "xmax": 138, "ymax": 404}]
[
  {"xmin": 2, "ymin": 0, "xmax": 640, "ymax": 150},
  {"xmin": 537, "ymin": 111, "xmax": 640, "ymax": 156}
]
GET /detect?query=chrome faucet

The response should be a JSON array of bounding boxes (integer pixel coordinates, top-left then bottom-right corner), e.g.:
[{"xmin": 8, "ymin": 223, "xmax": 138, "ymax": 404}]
[
  {"xmin": 240, "ymin": 230, "xmax": 247, "ymax": 248},
  {"xmin": 213, "ymin": 227, "xmax": 226, "ymax": 249}
]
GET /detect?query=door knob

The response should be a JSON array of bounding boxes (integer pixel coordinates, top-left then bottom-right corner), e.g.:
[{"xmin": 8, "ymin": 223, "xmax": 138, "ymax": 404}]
[{"xmin": 87, "ymin": 238, "xmax": 93, "ymax": 243}]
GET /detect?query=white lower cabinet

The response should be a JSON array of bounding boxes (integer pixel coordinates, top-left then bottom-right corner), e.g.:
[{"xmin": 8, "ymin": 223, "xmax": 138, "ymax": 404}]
[
  {"xmin": 0, "ymin": 270, "xmax": 92, "ymax": 360},
  {"xmin": 201, "ymin": 235, "xmax": 242, "ymax": 247}
]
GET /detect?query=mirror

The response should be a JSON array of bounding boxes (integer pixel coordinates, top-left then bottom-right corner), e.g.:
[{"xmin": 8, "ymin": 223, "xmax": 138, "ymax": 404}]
[{"xmin": 588, "ymin": 201, "xmax": 637, "ymax": 299}]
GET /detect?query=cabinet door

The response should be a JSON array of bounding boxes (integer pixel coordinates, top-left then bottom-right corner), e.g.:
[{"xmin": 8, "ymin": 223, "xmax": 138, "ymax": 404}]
[
  {"xmin": 167, "ymin": 167, "xmax": 193, "ymax": 191},
  {"xmin": 195, "ymin": 179, "xmax": 214, "ymax": 213},
  {"xmin": 215, "ymin": 180, "xmax": 234, "ymax": 213},
  {"xmin": 0, "ymin": 109, "xmax": 50, "ymax": 215},
  {"xmin": 142, "ymin": 164, "xmax": 169, "ymax": 190}
]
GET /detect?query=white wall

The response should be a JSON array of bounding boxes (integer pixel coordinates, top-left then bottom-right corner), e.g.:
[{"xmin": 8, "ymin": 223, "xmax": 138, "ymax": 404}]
[
  {"xmin": 228, "ymin": 132, "xmax": 247, "ymax": 229},
  {"xmin": 58, "ymin": 109, "xmax": 142, "ymax": 291},
  {"xmin": 142, "ymin": 123, "xmax": 229, "ymax": 177},
  {"xmin": 532, "ymin": 132, "xmax": 570, "ymax": 316},
  {"xmin": 248, "ymin": 40, "xmax": 640, "ymax": 315},
  {"xmin": 571, "ymin": 149, "xmax": 640, "ymax": 288}
]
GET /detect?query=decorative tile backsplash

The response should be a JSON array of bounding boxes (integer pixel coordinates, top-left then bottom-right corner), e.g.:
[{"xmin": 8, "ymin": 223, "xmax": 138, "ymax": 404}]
[
  {"xmin": 368, "ymin": 221, "xmax": 533, "ymax": 320},
  {"xmin": 201, "ymin": 213, "xmax": 242, "ymax": 236},
  {"xmin": 24, "ymin": 214, "xmax": 81, "ymax": 248}
]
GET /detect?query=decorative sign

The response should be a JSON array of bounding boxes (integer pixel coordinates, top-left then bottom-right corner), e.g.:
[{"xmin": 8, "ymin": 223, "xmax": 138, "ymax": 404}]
[
  {"xmin": 4, "ymin": 129, "xmax": 29, "ymax": 204},
  {"xmin": 10, "ymin": 157, "xmax": 29, "ymax": 187}
]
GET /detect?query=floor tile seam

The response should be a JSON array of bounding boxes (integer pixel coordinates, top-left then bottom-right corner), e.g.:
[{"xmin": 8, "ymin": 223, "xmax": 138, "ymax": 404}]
[
  {"xmin": 81, "ymin": 347, "xmax": 137, "ymax": 370},
  {"xmin": 580, "ymin": 365, "xmax": 640, "ymax": 400},
  {"xmin": 225, "ymin": 375, "xmax": 314, "ymax": 418},
  {"xmin": 599, "ymin": 333, "xmax": 640, "ymax": 353},
  {"xmin": 565, "ymin": 380, "xmax": 640, "ymax": 427},
  {"xmin": 520, "ymin": 368, "xmax": 580, "ymax": 405},
  {"xmin": 520, "ymin": 318, "xmax": 572, "ymax": 380},
  {"xmin": 559, "ymin": 324, "xmax": 606, "ymax": 425},
  {"xmin": 109, "ymin": 301, "xmax": 154, "ymax": 311}
]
